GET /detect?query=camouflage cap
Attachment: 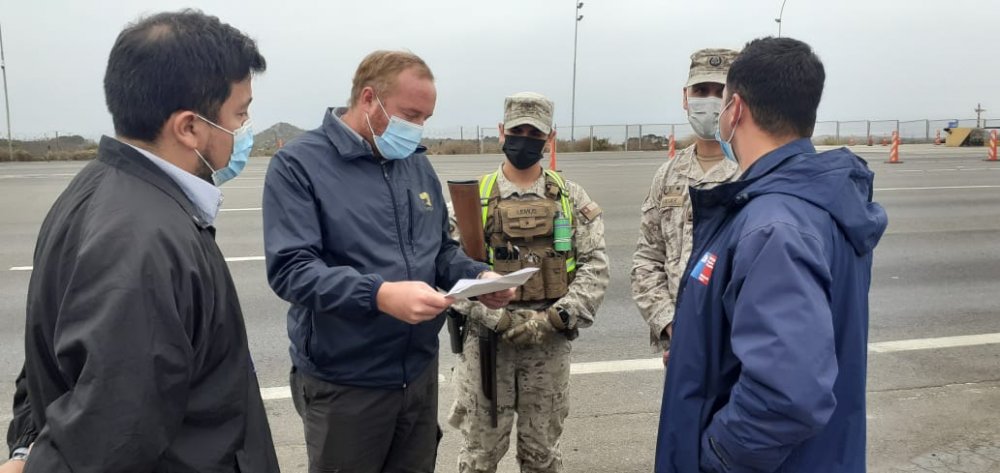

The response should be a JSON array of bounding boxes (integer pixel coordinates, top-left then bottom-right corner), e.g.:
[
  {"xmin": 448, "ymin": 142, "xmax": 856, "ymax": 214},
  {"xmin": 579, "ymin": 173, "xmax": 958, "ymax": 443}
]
[
  {"xmin": 686, "ymin": 48, "xmax": 739, "ymax": 88},
  {"xmin": 503, "ymin": 92, "xmax": 554, "ymax": 135}
]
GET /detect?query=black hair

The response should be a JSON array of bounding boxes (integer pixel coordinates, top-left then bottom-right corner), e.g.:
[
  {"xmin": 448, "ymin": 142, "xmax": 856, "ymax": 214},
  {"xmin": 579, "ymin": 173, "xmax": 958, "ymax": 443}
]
[
  {"xmin": 104, "ymin": 9, "xmax": 266, "ymax": 142},
  {"xmin": 726, "ymin": 37, "xmax": 825, "ymax": 138}
]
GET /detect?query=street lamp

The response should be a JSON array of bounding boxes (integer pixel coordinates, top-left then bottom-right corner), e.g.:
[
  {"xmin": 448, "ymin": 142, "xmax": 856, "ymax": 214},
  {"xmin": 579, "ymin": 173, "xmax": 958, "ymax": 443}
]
[
  {"xmin": 775, "ymin": 0, "xmax": 788, "ymax": 37},
  {"xmin": 0, "ymin": 23, "xmax": 12, "ymax": 161},
  {"xmin": 571, "ymin": 1, "xmax": 583, "ymax": 141}
]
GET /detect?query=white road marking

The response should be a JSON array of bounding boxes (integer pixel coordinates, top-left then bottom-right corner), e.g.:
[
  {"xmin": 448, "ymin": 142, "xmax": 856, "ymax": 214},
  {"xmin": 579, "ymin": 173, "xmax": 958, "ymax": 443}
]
[
  {"xmin": 10, "ymin": 255, "xmax": 265, "ymax": 271},
  {"xmin": 257, "ymin": 332, "xmax": 1000, "ymax": 401},
  {"xmin": 867, "ymin": 332, "xmax": 1000, "ymax": 354},
  {"xmin": 221, "ymin": 256, "xmax": 265, "ymax": 263},
  {"xmin": 0, "ymin": 173, "xmax": 77, "ymax": 179},
  {"xmin": 219, "ymin": 207, "xmax": 262, "ymax": 212},
  {"xmin": 874, "ymin": 185, "xmax": 1000, "ymax": 192},
  {"xmin": 260, "ymin": 386, "xmax": 291, "ymax": 401}
]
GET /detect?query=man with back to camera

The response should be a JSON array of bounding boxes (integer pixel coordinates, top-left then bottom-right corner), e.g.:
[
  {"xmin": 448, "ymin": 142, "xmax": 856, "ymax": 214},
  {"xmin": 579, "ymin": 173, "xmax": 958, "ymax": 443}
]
[{"xmin": 654, "ymin": 37, "xmax": 887, "ymax": 472}]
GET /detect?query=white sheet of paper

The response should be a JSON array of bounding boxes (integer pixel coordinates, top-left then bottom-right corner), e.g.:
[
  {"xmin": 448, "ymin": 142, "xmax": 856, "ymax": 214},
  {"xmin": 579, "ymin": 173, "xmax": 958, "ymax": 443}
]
[{"xmin": 446, "ymin": 267, "xmax": 540, "ymax": 299}]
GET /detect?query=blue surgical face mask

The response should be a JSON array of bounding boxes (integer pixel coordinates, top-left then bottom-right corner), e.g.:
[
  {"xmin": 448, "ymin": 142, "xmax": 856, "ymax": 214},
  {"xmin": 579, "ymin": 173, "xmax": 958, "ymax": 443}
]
[
  {"xmin": 196, "ymin": 115, "xmax": 253, "ymax": 186},
  {"xmin": 715, "ymin": 99, "xmax": 739, "ymax": 163},
  {"xmin": 365, "ymin": 95, "xmax": 424, "ymax": 160}
]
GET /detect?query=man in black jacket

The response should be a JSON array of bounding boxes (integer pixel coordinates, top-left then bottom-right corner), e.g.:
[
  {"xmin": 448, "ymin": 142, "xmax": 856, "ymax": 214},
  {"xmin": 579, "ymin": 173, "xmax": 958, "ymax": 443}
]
[{"xmin": 19, "ymin": 10, "xmax": 278, "ymax": 472}]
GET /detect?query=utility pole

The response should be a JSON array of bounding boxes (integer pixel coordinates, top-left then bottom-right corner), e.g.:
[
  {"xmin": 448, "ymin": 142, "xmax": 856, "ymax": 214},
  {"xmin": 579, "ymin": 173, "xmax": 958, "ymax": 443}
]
[
  {"xmin": 570, "ymin": 1, "xmax": 583, "ymax": 141},
  {"xmin": 775, "ymin": 0, "xmax": 789, "ymax": 37},
  {"xmin": 0, "ymin": 23, "xmax": 13, "ymax": 161},
  {"xmin": 975, "ymin": 103, "xmax": 986, "ymax": 128}
]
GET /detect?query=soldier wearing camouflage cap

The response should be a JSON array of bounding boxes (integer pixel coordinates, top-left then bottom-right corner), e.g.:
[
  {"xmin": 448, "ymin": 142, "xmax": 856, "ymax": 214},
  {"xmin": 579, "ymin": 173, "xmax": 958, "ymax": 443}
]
[
  {"xmin": 446, "ymin": 92, "xmax": 609, "ymax": 472},
  {"xmin": 630, "ymin": 48, "xmax": 740, "ymax": 364}
]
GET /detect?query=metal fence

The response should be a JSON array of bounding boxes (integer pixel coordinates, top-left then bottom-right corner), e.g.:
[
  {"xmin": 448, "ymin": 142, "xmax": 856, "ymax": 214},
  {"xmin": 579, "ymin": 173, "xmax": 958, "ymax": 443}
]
[{"xmin": 421, "ymin": 118, "xmax": 998, "ymax": 154}]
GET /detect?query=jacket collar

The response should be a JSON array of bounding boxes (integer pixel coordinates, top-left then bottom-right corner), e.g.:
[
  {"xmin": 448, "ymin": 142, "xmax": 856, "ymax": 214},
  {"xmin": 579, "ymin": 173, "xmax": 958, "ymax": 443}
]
[
  {"xmin": 96, "ymin": 136, "xmax": 212, "ymax": 229},
  {"xmin": 690, "ymin": 137, "xmax": 817, "ymax": 213},
  {"xmin": 740, "ymin": 137, "xmax": 815, "ymax": 181}
]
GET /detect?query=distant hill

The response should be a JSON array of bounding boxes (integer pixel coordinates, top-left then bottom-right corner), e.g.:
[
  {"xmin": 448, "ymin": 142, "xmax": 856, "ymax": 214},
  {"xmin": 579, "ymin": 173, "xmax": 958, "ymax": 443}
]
[
  {"xmin": 1, "ymin": 134, "xmax": 98, "ymax": 161},
  {"xmin": 253, "ymin": 122, "xmax": 306, "ymax": 156}
]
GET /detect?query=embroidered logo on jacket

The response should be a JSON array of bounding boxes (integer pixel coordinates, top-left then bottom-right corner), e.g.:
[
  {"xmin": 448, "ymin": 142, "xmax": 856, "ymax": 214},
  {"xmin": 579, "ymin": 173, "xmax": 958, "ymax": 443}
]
[
  {"xmin": 418, "ymin": 191, "xmax": 433, "ymax": 210},
  {"xmin": 689, "ymin": 252, "xmax": 718, "ymax": 286}
]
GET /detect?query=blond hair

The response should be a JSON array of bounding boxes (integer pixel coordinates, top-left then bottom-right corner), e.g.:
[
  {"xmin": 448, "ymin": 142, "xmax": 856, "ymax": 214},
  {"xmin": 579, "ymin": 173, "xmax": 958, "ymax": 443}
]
[{"xmin": 349, "ymin": 50, "xmax": 434, "ymax": 106}]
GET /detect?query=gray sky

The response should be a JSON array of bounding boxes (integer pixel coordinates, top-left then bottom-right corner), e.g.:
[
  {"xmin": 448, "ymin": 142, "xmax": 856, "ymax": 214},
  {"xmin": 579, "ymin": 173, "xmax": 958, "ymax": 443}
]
[{"xmin": 2, "ymin": 0, "xmax": 997, "ymax": 140}]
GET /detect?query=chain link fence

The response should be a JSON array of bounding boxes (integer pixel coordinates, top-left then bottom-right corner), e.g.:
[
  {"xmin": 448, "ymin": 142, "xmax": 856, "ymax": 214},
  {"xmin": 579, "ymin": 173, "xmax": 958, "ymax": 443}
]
[
  {"xmin": 5, "ymin": 118, "xmax": 999, "ymax": 160},
  {"xmin": 421, "ymin": 117, "xmax": 996, "ymax": 154}
]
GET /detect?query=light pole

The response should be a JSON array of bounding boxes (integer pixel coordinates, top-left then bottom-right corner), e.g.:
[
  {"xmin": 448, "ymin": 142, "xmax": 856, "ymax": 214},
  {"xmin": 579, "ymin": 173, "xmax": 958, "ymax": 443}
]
[
  {"xmin": 0, "ymin": 23, "xmax": 12, "ymax": 161},
  {"xmin": 571, "ymin": 1, "xmax": 583, "ymax": 141},
  {"xmin": 775, "ymin": 0, "xmax": 788, "ymax": 37}
]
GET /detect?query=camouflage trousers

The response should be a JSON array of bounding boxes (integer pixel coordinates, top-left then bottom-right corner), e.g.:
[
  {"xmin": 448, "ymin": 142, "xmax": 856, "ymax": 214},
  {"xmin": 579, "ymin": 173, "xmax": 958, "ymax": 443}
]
[{"xmin": 447, "ymin": 322, "xmax": 572, "ymax": 473}]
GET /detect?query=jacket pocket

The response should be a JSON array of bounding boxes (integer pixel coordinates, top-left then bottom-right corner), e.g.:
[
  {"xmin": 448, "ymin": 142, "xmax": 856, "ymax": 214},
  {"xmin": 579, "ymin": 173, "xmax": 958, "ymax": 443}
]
[{"xmin": 407, "ymin": 188, "xmax": 436, "ymax": 255}]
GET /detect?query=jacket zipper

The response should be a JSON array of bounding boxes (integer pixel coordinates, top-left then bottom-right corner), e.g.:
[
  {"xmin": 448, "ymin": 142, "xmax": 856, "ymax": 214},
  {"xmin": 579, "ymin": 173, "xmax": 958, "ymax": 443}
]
[
  {"xmin": 709, "ymin": 437, "xmax": 731, "ymax": 470},
  {"xmin": 381, "ymin": 161, "xmax": 413, "ymax": 278},
  {"xmin": 382, "ymin": 161, "xmax": 414, "ymax": 388}
]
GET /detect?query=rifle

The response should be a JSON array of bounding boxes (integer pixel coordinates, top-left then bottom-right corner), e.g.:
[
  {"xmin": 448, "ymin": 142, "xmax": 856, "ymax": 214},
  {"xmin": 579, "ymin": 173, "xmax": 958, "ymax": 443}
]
[
  {"xmin": 478, "ymin": 329, "xmax": 499, "ymax": 428},
  {"xmin": 447, "ymin": 180, "xmax": 488, "ymax": 262},
  {"xmin": 450, "ymin": 179, "xmax": 498, "ymax": 427}
]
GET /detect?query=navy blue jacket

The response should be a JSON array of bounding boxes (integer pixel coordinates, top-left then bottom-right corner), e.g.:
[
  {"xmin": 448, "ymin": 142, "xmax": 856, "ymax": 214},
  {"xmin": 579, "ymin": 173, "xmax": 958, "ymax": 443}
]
[
  {"xmin": 263, "ymin": 108, "xmax": 488, "ymax": 388},
  {"xmin": 655, "ymin": 139, "xmax": 888, "ymax": 472}
]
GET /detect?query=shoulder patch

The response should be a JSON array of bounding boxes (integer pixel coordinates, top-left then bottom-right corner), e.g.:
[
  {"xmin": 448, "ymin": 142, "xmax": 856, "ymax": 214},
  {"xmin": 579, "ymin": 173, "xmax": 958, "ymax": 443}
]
[{"xmin": 580, "ymin": 201, "xmax": 603, "ymax": 223}]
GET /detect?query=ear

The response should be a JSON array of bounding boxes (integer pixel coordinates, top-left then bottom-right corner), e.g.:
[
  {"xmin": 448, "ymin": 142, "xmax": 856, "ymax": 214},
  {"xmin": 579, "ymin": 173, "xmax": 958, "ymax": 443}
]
[
  {"xmin": 681, "ymin": 87, "xmax": 689, "ymax": 112},
  {"xmin": 729, "ymin": 93, "xmax": 744, "ymax": 126},
  {"xmin": 168, "ymin": 110, "xmax": 202, "ymax": 151},
  {"xmin": 360, "ymin": 86, "xmax": 377, "ymax": 111},
  {"xmin": 497, "ymin": 122, "xmax": 505, "ymax": 144}
]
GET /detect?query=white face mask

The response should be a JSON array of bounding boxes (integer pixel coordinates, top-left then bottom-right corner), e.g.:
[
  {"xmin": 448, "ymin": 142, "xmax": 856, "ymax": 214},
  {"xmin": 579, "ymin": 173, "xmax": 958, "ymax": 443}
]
[{"xmin": 686, "ymin": 96, "xmax": 723, "ymax": 140}]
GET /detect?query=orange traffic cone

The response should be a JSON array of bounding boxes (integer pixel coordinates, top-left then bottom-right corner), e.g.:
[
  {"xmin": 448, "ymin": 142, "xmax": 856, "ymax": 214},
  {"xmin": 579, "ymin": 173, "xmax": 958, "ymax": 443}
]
[
  {"xmin": 986, "ymin": 130, "xmax": 998, "ymax": 162},
  {"xmin": 668, "ymin": 134, "xmax": 676, "ymax": 159},
  {"xmin": 886, "ymin": 131, "xmax": 902, "ymax": 164},
  {"xmin": 867, "ymin": 135, "xmax": 874, "ymax": 146},
  {"xmin": 934, "ymin": 130, "xmax": 941, "ymax": 146},
  {"xmin": 549, "ymin": 140, "xmax": 557, "ymax": 170}
]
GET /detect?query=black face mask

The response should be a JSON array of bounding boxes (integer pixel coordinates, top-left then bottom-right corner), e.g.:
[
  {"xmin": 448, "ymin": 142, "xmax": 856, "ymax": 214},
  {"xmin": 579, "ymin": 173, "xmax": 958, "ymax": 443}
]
[{"xmin": 502, "ymin": 135, "xmax": 546, "ymax": 170}]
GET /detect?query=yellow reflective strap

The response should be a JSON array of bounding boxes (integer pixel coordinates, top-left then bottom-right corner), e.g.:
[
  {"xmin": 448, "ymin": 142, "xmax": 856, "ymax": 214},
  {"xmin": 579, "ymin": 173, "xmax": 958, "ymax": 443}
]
[
  {"xmin": 479, "ymin": 172, "xmax": 498, "ymax": 227},
  {"xmin": 566, "ymin": 257, "xmax": 576, "ymax": 272},
  {"xmin": 543, "ymin": 169, "xmax": 573, "ymax": 226},
  {"xmin": 479, "ymin": 172, "xmax": 499, "ymax": 265}
]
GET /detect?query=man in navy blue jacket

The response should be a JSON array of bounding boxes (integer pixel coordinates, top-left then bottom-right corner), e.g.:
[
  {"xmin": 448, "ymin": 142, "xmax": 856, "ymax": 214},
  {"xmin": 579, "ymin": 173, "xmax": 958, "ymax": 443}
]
[
  {"xmin": 654, "ymin": 37, "xmax": 888, "ymax": 472},
  {"xmin": 263, "ymin": 50, "xmax": 513, "ymax": 473}
]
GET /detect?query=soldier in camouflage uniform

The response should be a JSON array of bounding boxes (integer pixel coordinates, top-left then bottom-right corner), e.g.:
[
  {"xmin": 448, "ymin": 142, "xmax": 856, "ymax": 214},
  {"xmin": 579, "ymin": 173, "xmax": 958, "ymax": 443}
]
[
  {"xmin": 631, "ymin": 49, "xmax": 741, "ymax": 361},
  {"xmin": 447, "ymin": 92, "xmax": 609, "ymax": 473}
]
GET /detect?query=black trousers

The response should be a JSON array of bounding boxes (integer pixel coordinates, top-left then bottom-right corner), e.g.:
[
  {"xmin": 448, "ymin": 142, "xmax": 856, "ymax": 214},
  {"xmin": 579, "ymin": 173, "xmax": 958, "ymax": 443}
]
[{"xmin": 290, "ymin": 358, "xmax": 440, "ymax": 473}]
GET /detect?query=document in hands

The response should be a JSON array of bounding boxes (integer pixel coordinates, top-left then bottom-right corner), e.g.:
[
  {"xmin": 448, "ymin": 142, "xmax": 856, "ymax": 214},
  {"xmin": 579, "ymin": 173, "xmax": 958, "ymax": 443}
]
[{"xmin": 445, "ymin": 267, "xmax": 540, "ymax": 299}]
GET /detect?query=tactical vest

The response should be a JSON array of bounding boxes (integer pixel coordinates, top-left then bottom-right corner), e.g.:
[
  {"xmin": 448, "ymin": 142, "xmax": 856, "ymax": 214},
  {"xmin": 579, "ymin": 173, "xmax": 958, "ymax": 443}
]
[{"xmin": 479, "ymin": 169, "xmax": 576, "ymax": 302}]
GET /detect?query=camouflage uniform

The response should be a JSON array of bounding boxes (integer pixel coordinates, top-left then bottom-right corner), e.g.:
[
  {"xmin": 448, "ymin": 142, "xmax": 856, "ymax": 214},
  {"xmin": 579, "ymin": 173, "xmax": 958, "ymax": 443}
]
[
  {"xmin": 447, "ymin": 165, "xmax": 609, "ymax": 473},
  {"xmin": 630, "ymin": 144, "xmax": 738, "ymax": 350},
  {"xmin": 630, "ymin": 47, "xmax": 741, "ymax": 351}
]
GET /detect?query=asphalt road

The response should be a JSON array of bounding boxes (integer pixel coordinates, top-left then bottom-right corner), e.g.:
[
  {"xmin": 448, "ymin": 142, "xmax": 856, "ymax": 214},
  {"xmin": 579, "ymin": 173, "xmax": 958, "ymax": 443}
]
[{"xmin": 0, "ymin": 144, "xmax": 998, "ymax": 472}]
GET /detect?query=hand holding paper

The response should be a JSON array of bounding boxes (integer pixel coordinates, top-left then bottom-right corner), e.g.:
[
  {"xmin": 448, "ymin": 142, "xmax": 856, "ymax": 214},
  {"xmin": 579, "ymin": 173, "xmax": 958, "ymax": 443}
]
[{"xmin": 447, "ymin": 268, "xmax": 538, "ymax": 302}]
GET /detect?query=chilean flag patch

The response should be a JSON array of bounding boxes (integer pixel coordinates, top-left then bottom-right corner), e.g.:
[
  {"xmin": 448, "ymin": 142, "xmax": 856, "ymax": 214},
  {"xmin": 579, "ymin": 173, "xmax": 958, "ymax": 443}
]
[{"xmin": 689, "ymin": 252, "xmax": 718, "ymax": 286}]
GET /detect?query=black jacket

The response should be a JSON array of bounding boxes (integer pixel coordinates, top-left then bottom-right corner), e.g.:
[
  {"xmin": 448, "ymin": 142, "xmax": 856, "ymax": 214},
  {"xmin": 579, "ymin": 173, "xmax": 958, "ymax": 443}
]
[
  {"xmin": 22, "ymin": 137, "xmax": 279, "ymax": 472},
  {"xmin": 5, "ymin": 367, "xmax": 36, "ymax": 457},
  {"xmin": 263, "ymin": 108, "xmax": 487, "ymax": 388}
]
